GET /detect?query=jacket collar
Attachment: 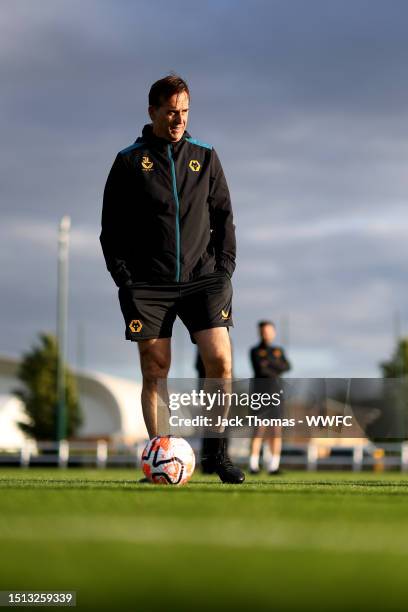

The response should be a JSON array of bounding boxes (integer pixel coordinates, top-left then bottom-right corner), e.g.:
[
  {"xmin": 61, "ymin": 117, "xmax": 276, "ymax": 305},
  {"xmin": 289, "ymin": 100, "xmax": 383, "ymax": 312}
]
[{"xmin": 139, "ymin": 124, "xmax": 191, "ymax": 150}]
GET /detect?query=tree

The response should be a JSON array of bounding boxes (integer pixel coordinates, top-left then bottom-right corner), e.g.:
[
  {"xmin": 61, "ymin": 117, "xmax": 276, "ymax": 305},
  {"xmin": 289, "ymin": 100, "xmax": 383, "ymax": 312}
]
[
  {"xmin": 379, "ymin": 338, "xmax": 408, "ymax": 440},
  {"xmin": 380, "ymin": 338, "xmax": 408, "ymax": 378},
  {"xmin": 15, "ymin": 333, "xmax": 82, "ymax": 440}
]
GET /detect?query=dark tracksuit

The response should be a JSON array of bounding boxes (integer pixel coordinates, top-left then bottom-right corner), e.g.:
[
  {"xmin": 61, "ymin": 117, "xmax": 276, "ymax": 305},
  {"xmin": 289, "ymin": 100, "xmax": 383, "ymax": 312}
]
[
  {"xmin": 100, "ymin": 124, "xmax": 236, "ymax": 287},
  {"xmin": 250, "ymin": 343, "xmax": 291, "ymax": 420},
  {"xmin": 250, "ymin": 343, "xmax": 291, "ymax": 379}
]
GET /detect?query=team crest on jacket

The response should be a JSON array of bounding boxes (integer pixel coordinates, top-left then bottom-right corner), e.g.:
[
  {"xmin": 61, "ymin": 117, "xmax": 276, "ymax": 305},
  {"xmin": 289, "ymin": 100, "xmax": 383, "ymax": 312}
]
[
  {"xmin": 141, "ymin": 156, "xmax": 154, "ymax": 171},
  {"xmin": 189, "ymin": 159, "xmax": 201, "ymax": 172}
]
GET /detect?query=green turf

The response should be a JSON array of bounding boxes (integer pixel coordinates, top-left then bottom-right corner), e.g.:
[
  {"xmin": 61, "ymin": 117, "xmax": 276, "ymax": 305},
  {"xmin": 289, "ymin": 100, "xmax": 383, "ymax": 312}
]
[{"xmin": 1, "ymin": 469, "xmax": 408, "ymax": 611}]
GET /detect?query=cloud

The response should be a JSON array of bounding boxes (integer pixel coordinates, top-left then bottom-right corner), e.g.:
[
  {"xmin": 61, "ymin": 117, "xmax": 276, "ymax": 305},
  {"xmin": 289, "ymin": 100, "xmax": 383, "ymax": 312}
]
[{"xmin": 1, "ymin": 0, "xmax": 407, "ymax": 379}]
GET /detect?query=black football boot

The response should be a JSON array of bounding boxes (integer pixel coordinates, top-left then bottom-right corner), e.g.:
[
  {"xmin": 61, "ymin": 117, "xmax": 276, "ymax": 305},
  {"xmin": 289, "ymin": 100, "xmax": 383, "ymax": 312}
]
[{"xmin": 201, "ymin": 437, "xmax": 245, "ymax": 484}]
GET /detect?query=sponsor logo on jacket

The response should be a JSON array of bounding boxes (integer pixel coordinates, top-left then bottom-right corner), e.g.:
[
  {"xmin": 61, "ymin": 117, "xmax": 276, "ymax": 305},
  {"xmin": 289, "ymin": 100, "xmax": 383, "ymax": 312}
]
[{"xmin": 141, "ymin": 156, "xmax": 154, "ymax": 171}]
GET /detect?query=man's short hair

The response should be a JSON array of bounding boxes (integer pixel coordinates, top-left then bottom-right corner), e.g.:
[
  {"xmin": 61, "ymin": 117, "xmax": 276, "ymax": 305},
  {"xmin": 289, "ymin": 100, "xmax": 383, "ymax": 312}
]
[
  {"xmin": 258, "ymin": 320, "xmax": 275, "ymax": 329},
  {"xmin": 149, "ymin": 74, "xmax": 190, "ymax": 107}
]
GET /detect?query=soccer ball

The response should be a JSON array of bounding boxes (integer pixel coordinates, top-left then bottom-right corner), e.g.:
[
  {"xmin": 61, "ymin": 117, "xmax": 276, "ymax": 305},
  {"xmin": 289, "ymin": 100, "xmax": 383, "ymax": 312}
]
[{"xmin": 141, "ymin": 436, "xmax": 195, "ymax": 485}]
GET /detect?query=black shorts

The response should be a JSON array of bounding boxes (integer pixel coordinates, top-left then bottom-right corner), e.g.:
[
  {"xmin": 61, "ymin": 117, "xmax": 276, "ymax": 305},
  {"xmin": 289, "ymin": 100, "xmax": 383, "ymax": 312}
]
[{"xmin": 118, "ymin": 271, "xmax": 233, "ymax": 343}]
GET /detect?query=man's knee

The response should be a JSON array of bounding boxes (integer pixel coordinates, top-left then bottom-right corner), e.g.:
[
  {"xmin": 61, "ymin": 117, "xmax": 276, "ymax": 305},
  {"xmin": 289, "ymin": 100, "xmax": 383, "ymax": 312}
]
[{"xmin": 205, "ymin": 353, "xmax": 232, "ymax": 378}]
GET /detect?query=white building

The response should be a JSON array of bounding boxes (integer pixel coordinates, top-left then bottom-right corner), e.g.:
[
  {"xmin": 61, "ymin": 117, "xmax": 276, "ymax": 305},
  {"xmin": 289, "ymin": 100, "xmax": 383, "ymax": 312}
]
[{"xmin": 0, "ymin": 355, "xmax": 147, "ymax": 448}]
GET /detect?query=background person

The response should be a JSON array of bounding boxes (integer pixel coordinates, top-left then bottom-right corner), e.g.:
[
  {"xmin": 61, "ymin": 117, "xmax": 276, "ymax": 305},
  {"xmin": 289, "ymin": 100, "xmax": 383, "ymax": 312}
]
[{"xmin": 249, "ymin": 320, "xmax": 291, "ymax": 474}]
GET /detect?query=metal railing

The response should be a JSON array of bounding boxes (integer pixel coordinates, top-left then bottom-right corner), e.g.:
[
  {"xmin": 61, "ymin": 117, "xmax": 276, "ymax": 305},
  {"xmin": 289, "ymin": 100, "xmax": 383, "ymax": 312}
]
[
  {"xmin": 0, "ymin": 440, "xmax": 145, "ymax": 469},
  {"xmin": 1, "ymin": 440, "xmax": 408, "ymax": 471}
]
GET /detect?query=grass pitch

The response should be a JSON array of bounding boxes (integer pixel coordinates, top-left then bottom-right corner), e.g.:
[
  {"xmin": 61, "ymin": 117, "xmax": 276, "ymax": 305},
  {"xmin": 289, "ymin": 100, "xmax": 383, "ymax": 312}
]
[{"xmin": 1, "ymin": 469, "xmax": 408, "ymax": 611}]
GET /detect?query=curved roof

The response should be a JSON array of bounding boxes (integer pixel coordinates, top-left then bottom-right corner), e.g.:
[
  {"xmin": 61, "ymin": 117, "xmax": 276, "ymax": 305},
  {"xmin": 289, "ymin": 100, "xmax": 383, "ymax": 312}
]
[{"xmin": 0, "ymin": 355, "xmax": 147, "ymax": 443}]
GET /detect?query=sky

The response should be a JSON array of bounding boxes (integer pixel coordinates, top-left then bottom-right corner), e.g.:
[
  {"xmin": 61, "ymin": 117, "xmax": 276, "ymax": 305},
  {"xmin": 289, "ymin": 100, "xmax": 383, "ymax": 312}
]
[{"xmin": 1, "ymin": 0, "xmax": 407, "ymax": 381}]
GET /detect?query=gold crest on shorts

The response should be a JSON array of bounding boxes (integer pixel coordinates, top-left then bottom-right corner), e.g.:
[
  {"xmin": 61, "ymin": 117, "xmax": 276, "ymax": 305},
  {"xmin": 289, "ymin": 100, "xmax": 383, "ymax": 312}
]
[{"xmin": 129, "ymin": 319, "xmax": 143, "ymax": 333}]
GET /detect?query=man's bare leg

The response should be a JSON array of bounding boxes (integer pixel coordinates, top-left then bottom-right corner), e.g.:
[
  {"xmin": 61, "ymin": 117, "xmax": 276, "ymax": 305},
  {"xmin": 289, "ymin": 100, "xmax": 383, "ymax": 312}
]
[
  {"xmin": 193, "ymin": 327, "xmax": 244, "ymax": 484},
  {"xmin": 195, "ymin": 327, "xmax": 232, "ymax": 429},
  {"xmin": 138, "ymin": 338, "xmax": 171, "ymax": 439},
  {"xmin": 249, "ymin": 426, "xmax": 266, "ymax": 472},
  {"xmin": 266, "ymin": 426, "xmax": 282, "ymax": 473},
  {"xmin": 194, "ymin": 327, "xmax": 232, "ymax": 378}
]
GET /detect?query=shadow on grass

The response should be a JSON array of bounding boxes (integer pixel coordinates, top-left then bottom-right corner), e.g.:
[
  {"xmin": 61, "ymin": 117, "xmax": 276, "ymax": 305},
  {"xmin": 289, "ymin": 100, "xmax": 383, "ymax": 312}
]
[{"xmin": 1, "ymin": 478, "xmax": 408, "ymax": 495}]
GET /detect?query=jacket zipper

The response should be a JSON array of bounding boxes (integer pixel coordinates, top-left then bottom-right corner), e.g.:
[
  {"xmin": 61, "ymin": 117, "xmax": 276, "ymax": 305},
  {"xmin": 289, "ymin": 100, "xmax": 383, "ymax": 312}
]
[{"xmin": 167, "ymin": 144, "xmax": 181, "ymax": 282}]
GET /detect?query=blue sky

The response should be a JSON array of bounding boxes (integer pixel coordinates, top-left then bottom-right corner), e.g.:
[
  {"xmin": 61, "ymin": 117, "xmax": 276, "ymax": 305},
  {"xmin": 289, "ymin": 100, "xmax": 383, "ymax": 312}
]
[{"xmin": 1, "ymin": 0, "xmax": 407, "ymax": 380}]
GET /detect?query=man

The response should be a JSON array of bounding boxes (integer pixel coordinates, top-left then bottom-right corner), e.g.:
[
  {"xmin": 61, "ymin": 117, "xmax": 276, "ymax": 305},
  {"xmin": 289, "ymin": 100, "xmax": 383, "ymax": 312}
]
[
  {"xmin": 249, "ymin": 321, "xmax": 291, "ymax": 474},
  {"xmin": 100, "ymin": 74, "xmax": 244, "ymax": 484}
]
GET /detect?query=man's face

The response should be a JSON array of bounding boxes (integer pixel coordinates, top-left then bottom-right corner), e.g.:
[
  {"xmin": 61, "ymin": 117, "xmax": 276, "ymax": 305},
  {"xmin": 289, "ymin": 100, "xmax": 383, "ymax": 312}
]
[
  {"xmin": 149, "ymin": 91, "xmax": 189, "ymax": 142},
  {"xmin": 260, "ymin": 324, "xmax": 276, "ymax": 344}
]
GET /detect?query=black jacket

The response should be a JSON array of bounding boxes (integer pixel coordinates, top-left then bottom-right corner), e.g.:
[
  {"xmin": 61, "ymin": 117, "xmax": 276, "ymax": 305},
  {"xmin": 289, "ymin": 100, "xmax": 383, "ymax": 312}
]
[
  {"xmin": 250, "ymin": 343, "xmax": 291, "ymax": 379},
  {"xmin": 100, "ymin": 124, "xmax": 236, "ymax": 286}
]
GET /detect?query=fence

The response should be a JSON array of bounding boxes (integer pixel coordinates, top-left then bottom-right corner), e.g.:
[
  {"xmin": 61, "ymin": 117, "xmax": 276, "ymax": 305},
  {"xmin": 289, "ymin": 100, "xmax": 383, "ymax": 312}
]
[
  {"xmin": 0, "ymin": 441, "xmax": 145, "ymax": 469},
  {"xmin": 1, "ymin": 440, "xmax": 408, "ymax": 471}
]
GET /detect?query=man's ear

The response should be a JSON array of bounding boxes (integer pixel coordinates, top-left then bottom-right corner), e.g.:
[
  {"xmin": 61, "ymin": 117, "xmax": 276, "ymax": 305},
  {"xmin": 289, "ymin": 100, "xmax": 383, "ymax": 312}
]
[{"xmin": 148, "ymin": 105, "xmax": 156, "ymax": 122}]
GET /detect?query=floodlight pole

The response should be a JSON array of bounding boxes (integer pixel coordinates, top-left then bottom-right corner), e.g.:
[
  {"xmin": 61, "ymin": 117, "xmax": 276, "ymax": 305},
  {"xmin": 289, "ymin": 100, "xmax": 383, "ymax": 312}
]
[{"xmin": 56, "ymin": 216, "xmax": 71, "ymax": 442}]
